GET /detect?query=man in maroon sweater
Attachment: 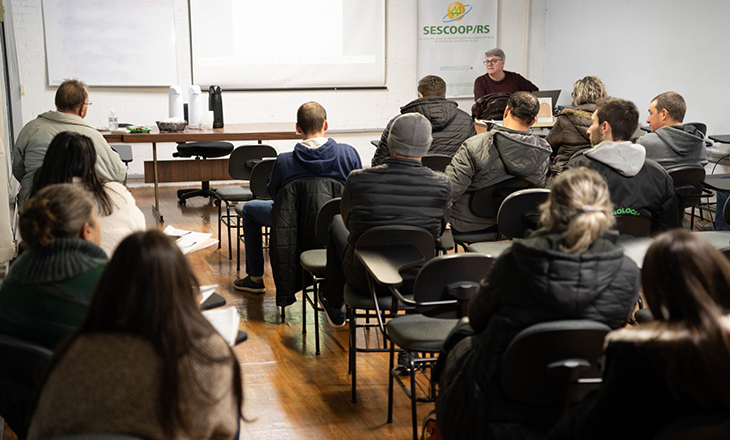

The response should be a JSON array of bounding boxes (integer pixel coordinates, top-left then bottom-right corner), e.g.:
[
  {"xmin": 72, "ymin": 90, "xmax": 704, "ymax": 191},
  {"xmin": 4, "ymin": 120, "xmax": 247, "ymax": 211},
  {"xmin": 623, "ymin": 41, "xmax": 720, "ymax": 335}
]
[{"xmin": 473, "ymin": 48, "xmax": 538, "ymax": 101}]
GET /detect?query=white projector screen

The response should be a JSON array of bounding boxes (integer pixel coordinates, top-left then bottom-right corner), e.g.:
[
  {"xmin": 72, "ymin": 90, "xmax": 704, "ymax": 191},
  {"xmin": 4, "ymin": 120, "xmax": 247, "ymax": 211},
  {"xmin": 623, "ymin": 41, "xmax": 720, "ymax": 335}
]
[{"xmin": 190, "ymin": 0, "xmax": 385, "ymax": 89}]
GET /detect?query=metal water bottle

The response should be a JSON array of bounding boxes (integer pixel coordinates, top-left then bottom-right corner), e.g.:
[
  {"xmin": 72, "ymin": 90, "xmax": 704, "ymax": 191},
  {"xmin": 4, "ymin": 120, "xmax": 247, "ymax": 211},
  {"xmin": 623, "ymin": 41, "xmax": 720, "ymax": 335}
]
[{"xmin": 209, "ymin": 85, "xmax": 224, "ymax": 128}]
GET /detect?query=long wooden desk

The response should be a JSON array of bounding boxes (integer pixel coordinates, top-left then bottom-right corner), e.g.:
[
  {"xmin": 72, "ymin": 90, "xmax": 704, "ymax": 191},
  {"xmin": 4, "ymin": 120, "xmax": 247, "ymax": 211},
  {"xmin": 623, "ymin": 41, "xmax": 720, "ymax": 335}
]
[{"xmin": 103, "ymin": 122, "xmax": 300, "ymax": 222}]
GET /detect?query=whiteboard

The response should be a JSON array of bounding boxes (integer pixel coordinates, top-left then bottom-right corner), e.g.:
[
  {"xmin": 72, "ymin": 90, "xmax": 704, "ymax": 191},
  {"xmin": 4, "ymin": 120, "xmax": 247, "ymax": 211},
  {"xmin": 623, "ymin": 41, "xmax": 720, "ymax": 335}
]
[
  {"xmin": 189, "ymin": 0, "xmax": 385, "ymax": 89},
  {"xmin": 41, "ymin": 0, "xmax": 177, "ymax": 87}
]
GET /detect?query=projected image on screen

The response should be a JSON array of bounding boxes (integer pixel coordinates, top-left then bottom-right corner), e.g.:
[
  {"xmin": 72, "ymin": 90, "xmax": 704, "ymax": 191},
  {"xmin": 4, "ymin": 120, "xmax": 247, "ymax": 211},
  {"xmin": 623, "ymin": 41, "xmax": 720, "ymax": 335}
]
[{"xmin": 190, "ymin": 0, "xmax": 385, "ymax": 89}]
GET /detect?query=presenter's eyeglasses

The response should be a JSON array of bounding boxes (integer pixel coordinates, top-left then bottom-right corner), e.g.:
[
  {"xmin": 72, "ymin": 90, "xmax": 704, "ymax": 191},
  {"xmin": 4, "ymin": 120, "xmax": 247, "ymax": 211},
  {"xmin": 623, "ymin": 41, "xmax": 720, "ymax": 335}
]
[
  {"xmin": 83, "ymin": 102, "xmax": 92, "ymax": 106},
  {"xmin": 483, "ymin": 58, "xmax": 503, "ymax": 65}
]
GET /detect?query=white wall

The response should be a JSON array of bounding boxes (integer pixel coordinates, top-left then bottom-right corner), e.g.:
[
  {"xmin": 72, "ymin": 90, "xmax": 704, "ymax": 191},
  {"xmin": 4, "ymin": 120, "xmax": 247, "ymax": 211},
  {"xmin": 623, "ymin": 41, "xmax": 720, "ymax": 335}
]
[
  {"xmin": 10, "ymin": 0, "xmax": 546, "ymax": 177},
  {"xmin": 544, "ymin": 0, "xmax": 730, "ymax": 135}
]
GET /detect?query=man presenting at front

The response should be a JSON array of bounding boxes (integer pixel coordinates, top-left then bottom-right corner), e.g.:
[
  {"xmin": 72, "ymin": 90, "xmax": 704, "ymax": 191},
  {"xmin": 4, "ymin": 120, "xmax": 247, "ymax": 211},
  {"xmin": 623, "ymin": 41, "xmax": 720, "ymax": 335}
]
[{"xmin": 473, "ymin": 48, "xmax": 538, "ymax": 101}]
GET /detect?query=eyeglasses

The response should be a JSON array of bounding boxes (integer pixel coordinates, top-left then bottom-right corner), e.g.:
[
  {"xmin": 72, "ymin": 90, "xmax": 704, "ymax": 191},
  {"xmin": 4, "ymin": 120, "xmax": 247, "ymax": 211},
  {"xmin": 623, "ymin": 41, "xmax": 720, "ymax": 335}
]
[
  {"xmin": 83, "ymin": 102, "xmax": 92, "ymax": 106},
  {"xmin": 483, "ymin": 58, "xmax": 502, "ymax": 65}
]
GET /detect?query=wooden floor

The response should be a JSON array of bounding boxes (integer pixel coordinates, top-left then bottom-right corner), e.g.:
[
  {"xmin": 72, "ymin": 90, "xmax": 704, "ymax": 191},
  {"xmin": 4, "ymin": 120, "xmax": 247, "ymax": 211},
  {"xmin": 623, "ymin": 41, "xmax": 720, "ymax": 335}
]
[{"xmin": 134, "ymin": 185, "xmax": 421, "ymax": 440}]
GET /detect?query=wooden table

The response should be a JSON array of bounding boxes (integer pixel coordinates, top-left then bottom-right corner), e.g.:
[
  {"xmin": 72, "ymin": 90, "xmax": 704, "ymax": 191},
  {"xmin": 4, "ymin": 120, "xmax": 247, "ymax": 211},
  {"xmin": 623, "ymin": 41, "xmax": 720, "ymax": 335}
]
[{"xmin": 103, "ymin": 122, "xmax": 300, "ymax": 222}]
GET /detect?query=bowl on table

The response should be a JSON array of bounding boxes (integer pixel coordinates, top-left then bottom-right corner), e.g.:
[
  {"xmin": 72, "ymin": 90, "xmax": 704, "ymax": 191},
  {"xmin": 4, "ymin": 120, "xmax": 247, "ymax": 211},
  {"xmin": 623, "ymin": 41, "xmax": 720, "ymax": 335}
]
[{"xmin": 156, "ymin": 120, "xmax": 187, "ymax": 133}]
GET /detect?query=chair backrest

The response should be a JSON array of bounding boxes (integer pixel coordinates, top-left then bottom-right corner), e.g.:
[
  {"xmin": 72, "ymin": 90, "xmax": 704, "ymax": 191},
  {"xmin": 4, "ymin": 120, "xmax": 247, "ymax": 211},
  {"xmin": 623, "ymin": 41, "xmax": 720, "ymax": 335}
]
[
  {"xmin": 469, "ymin": 177, "xmax": 533, "ymax": 219},
  {"xmin": 314, "ymin": 197, "xmax": 341, "ymax": 246},
  {"xmin": 684, "ymin": 122, "xmax": 707, "ymax": 136},
  {"xmin": 421, "ymin": 154, "xmax": 453, "ymax": 173},
  {"xmin": 412, "ymin": 253, "xmax": 494, "ymax": 319},
  {"xmin": 356, "ymin": 226, "xmax": 436, "ymax": 274},
  {"xmin": 0, "ymin": 334, "xmax": 52, "ymax": 398},
  {"xmin": 723, "ymin": 192, "xmax": 730, "ymax": 226},
  {"xmin": 227, "ymin": 144, "xmax": 277, "ymax": 180},
  {"xmin": 496, "ymin": 188, "xmax": 551, "ymax": 239},
  {"xmin": 500, "ymin": 320, "xmax": 611, "ymax": 406},
  {"xmin": 614, "ymin": 214, "xmax": 652, "ymax": 237},
  {"xmin": 669, "ymin": 166, "xmax": 705, "ymax": 208},
  {"xmin": 249, "ymin": 158, "xmax": 276, "ymax": 200}
]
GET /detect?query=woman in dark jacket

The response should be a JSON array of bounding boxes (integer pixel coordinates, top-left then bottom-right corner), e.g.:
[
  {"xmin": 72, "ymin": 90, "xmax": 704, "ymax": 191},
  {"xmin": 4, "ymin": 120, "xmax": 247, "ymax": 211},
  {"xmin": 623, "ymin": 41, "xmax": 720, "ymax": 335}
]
[
  {"xmin": 546, "ymin": 76, "xmax": 607, "ymax": 185},
  {"xmin": 551, "ymin": 230, "xmax": 730, "ymax": 440},
  {"xmin": 435, "ymin": 167, "xmax": 640, "ymax": 440}
]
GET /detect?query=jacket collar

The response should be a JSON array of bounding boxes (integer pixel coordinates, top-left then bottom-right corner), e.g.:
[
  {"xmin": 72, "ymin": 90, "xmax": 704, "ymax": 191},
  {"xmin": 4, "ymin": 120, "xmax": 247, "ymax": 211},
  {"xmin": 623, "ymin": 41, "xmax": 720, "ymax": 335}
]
[{"xmin": 382, "ymin": 156, "xmax": 424, "ymax": 167}]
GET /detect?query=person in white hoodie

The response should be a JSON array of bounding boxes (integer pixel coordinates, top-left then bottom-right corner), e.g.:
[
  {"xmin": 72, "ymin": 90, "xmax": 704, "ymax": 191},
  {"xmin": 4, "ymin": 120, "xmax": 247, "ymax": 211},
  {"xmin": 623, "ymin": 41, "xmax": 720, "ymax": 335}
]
[
  {"xmin": 12, "ymin": 79, "xmax": 126, "ymax": 204},
  {"xmin": 637, "ymin": 91, "xmax": 707, "ymax": 171},
  {"xmin": 566, "ymin": 97, "xmax": 679, "ymax": 234}
]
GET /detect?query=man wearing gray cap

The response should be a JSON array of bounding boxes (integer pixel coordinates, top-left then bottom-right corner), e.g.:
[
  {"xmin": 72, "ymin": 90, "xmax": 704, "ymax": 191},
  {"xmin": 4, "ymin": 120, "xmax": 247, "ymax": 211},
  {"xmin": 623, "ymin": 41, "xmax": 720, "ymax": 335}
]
[{"xmin": 320, "ymin": 113, "xmax": 452, "ymax": 326}]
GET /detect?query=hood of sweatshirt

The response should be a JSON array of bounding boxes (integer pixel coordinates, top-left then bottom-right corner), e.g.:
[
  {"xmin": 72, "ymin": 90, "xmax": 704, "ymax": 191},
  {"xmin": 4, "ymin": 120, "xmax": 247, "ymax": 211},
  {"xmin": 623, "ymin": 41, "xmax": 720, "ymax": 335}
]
[
  {"xmin": 654, "ymin": 124, "xmax": 705, "ymax": 156},
  {"xmin": 585, "ymin": 140, "xmax": 646, "ymax": 177},
  {"xmin": 292, "ymin": 138, "xmax": 340, "ymax": 175}
]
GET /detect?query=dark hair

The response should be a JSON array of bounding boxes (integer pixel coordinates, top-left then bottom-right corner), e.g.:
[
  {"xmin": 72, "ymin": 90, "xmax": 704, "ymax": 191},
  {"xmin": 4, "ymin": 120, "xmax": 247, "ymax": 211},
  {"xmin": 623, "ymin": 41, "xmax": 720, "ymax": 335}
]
[
  {"xmin": 30, "ymin": 132, "xmax": 113, "ymax": 216},
  {"xmin": 41, "ymin": 230, "xmax": 244, "ymax": 437},
  {"xmin": 55, "ymin": 79, "xmax": 87, "ymax": 111},
  {"xmin": 19, "ymin": 183, "xmax": 96, "ymax": 248},
  {"xmin": 637, "ymin": 229, "xmax": 730, "ymax": 405},
  {"xmin": 652, "ymin": 91, "xmax": 686, "ymax": 123},
  {"xmin": 506, "ymin": 91, "xmax": 540, "ymax": 124},
  {"xmin": 417, "ymin": 75, "xmax": 447, "ymax": 97},
  {"xmin": 594, "ymin": 97, "xmax": 639, "ymax": 141},
  {"xmin": 296, "ymin": 101, "xmax": 327, "ymax": 135}
]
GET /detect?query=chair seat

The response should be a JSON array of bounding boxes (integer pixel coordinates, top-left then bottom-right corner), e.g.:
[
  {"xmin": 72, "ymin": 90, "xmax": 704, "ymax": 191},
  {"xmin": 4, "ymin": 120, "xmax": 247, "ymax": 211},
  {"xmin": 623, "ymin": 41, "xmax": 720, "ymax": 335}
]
[
  {"xmin": 176, "ymin": 141, "xmax": 234, "ymax": 158},
  {"xmin": 216, "ymin": 185, "xmax": 254, "ymax": 202},
  {"xmin": 300, "ymin": 249, "xmax": 326, "ymax": 276},
  {"xmin": 467, "ymin": 240, "xmax": 514, "ymax": 257},
  {"xmin": 694, "ymin": 231, "xmax": 730, "ymax": 249},
  {"xmin": 344, "ymin": 284, "xmax": 398, "ymax": 310},
  {"xmin": 386, "ymin": 315, "xmax": 459, "ymax": 352}
]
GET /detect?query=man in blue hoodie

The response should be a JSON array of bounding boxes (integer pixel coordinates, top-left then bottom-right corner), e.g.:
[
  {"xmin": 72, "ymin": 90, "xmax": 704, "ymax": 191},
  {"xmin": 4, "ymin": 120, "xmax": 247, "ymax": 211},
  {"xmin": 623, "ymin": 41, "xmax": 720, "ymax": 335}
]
[{"xmin": 234, "ymin": 102, "xmax": 362, "ymax": 293}]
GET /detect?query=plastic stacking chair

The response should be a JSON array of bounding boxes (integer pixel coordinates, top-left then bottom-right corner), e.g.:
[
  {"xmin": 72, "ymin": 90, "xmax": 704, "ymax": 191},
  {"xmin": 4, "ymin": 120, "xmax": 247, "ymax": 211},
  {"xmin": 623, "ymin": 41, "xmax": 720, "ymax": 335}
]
[
  {"xmin": 299, "ymin": 198, "xmax": 341, "ymax": 355},
  {"xmin": 215, "ymin": 145, "xmax": 277, "ymax": 259},
  {"xmin": 346, "ymin": 226, "xmax": 436, "ymax": 404},
  {"xmin": 0, "ymin": 335, "xmax": 52, "ymax": 440},
  {"xmin": 385, "ymin": 253, "xmax": 495, "ymax": 440},
  {"xmin": 235, "ymin": 158, "xmax": 277, "ymax": 271},
  {"xmin": 421, "ymin": 154, "xmax": 453, "ymax": 173},
  {"xmin": 696, "ymin": 197, "xmax": 730, "ymax": 248},
  {"xmin": 173, "ymin": 141, "xmax": 234, "ymax": 204},
  {"xmin": 452, "ymin": 178, "xmax": 533, "ymax": 251},
  {"xmin": 668, "ymin": 166, "xmax": 707, "ymax": 230},
  {"xmin": 500, "ymin": 320, "xmax": 611, "ymax": 414},
  {"xmin": 467, "ymin": 188, "xmax": 550, "ymax": 257}
]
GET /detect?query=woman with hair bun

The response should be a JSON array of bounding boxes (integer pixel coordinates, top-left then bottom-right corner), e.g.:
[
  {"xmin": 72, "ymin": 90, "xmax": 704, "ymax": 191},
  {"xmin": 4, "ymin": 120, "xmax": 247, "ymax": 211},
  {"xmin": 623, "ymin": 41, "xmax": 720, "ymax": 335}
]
[
  {"xmin": 28, "ymin": 230, "xmax": 243, "ymax": 440},
  {"xmin": 0, "ymin": 183, "xmax": 105, "ymax": 350},
  {"xmin": 546, "ymin": 76, "xmax": 607, "ymax": 185},
  {"xmin": 436, "ymin": 167, "xmax": 640, "ymax": 440},
  {"xmin": 30, "ymin": 131, "xmax": 145, "ymax": 256}
]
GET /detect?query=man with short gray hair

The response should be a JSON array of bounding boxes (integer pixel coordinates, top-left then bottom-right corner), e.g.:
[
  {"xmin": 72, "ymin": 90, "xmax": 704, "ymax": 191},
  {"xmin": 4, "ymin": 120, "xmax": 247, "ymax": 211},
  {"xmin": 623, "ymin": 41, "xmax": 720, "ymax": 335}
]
[
  {"xmin": 473, "ymin": 48, "xmax": 538, "ymax": 101},
  {"xmin": 637, "ymin": 91, "xmax": 707, "ymax": 171}
]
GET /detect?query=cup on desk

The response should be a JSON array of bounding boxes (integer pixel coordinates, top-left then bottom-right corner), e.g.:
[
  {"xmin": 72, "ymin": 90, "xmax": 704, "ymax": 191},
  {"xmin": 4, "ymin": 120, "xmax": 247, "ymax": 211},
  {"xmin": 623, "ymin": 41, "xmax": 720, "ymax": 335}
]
[{"xmin": 204, "ymin": 111, "xmax": 214, "ymax": 130}]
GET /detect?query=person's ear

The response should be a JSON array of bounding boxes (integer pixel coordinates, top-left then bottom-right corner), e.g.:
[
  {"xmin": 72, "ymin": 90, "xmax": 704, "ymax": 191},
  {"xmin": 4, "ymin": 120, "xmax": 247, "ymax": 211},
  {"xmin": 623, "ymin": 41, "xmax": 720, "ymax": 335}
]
[
  {"xmin": 418, "ymin": 92, "xmax": 424, "ymax": 98},
  {"xmin": 323, "ymin": 120, "xmax": 329, "ymax": 132},
  {"xmin": 80, "ymin": 222, "xmax": 93, "ymax": 240},
  {"xmin": 295, "ymin": 123, "xmax": 302, "ymax": 135},
  {"xmin": 503, "ymin": 107, "xmax": 510, "ymax": 120},
  {"xmin": 527, "ymin": 116, "xmax": 537, "ymax": 128}
]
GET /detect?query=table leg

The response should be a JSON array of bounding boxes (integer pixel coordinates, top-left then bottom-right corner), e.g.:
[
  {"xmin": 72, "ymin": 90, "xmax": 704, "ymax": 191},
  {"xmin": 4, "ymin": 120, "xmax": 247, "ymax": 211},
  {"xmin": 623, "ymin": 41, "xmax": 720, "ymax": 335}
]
[{"xmin": 152, "ymin": 141, "xmax": 164, "ymax": 223}]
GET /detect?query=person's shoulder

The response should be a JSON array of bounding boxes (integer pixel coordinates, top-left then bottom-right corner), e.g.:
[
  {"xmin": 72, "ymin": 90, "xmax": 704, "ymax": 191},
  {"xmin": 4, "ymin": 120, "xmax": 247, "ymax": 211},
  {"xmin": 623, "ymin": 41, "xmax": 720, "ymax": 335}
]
[{"xmin": 636, "ymin": 132, "xmax": 660, "ymax": 146}]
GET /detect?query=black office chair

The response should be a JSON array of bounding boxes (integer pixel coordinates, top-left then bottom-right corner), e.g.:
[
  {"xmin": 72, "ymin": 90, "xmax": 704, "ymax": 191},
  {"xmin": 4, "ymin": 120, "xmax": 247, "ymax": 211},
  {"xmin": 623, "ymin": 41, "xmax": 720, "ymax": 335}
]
[
  {"xmin": 174, "ymin": 141, "xmax": 234, "ymax": 204},
  {"xmin": 299, "ymin": 198, "xmax": 341, "ymax": 355},
  {"xmin": 215, "ymin": 145, "xmax": 277, "ymax": 259},
  {"xmin": 109, "ymin": 144, "xmax": 133, "ymax": 186},
  {"xmin": 669, "ymin": 166, "xmax": 707, "ymax": 229},
  {"xmin": 386, "ymin": 253, "xmax": 495, "ymax": 440},
  {"xmin": 452, "ymin": 178, "xmax": 533, "ymax": 250},
  {"xmin": 467, "ymin": 188, "xmax": 550, "ymax": 257},
  {"xmin": 346, "ymin": 226, "xmax": 436, "ymax": 404},
  {"xmin": 421, "ymin": 154, "xmax": 453, "ymax": 173},
  {"xmin": 234, "ymin": 158, "xmax": 277, "ymax": 271},
  {"xmin": 0, "ymin": 334, "xmax": 53, "ymax": 440},
  {"xmin": 501, "ymin": 320, "xmax": 611, "ymax": 413}
]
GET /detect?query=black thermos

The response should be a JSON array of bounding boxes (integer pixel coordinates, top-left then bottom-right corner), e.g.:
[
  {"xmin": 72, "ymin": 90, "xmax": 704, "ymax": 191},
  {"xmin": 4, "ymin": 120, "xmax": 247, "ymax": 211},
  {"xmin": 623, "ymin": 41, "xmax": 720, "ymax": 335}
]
[{"xmin": 209, "ymin": 85, "xmax": 224, "ymax": 128}]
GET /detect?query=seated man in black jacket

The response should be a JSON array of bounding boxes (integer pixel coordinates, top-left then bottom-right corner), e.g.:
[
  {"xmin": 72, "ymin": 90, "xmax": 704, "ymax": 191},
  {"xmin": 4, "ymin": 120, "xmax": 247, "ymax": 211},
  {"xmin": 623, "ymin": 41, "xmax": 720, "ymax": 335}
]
[
  {"xmin": 321, "ymin": 113, "xmax": 453, "ymax": 326},
  {"xmin": 567, "ymin": 97, "xmax": 679, "ymax": 234},
  {"xmin": 371, "ymin": 75, "xmax": 475, "ymax": 166}
]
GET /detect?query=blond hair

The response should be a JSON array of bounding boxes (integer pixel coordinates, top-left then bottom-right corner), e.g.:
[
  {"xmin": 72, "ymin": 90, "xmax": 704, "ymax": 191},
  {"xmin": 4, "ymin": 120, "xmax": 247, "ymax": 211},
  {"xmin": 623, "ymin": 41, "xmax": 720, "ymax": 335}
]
[
  {"xmin": 539, "ymin": 167, "xmax": 615, "ymax": 253},
  {"xmin": 571, "ymin": 76, "xmax": 607, "ymax": 107}
]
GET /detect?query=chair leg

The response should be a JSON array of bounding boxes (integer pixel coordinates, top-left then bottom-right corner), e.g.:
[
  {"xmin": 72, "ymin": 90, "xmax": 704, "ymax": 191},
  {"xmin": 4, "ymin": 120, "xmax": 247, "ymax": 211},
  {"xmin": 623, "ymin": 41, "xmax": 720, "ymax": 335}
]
[
  {"xmin": 313, "ymin": 275, "xmax": 320, "ymax": 355},
  {"xmin": 236, "ymin": 217, "xmax": 241, "ymax": 271},
  {"xmin": 350, "ymin": 306, "xmax": 357, "ymax": 403},
  {"xmin": 387, "ymin": 338, "xmax": 396, "ymax": 423},
  {"xmin": 409, "ymin": 352, "xmax": 418, "ymax": 440},
  {"xmin": 348, "ymin": 306, "xmax": 354, "ymax": 374},
  {"xmin": 218, "ymin": 201, "xmax": 222, "ymax": 250},
  {"xmin": 227, "ymin": 203, "xmax": 233, "ymax": 259},
  {"xmin": 280, "ymin": 306, "xmax": 286, "ymax": 322},
  {"xmin": 302, "ymin": 271, "xmax": 308, "ymax": 335}
]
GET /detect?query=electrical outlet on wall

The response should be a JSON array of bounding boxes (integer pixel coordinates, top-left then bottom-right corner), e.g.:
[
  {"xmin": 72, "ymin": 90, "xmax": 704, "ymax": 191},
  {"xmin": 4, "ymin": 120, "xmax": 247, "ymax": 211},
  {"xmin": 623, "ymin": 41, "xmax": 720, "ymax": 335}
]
[{"xmin": 19, "ymin": 85, "xmax": 25, "ymax": 96}]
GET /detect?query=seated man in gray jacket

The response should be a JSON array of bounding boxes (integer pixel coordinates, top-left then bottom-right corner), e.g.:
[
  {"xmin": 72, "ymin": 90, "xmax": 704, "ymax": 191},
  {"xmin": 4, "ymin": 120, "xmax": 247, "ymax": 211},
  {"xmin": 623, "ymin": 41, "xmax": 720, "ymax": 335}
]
[
  {"xmin": 446, "ymin": 91, "xmax": 551, "ymax": 233},
  {"xmin": 637, "ymin": 91, "xmax": 707, "ymax": 171},
  {"xmin": 13, "ymin": 79, "xmax": 126, "ymax": 204},
  {"xmin": 371, "ymin": 75, "xmax": 475, "ymax": 166}
]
